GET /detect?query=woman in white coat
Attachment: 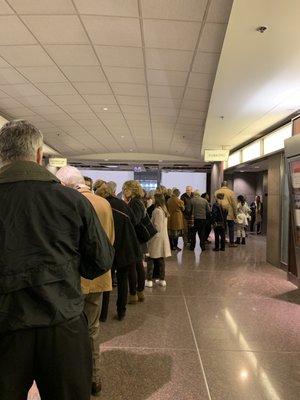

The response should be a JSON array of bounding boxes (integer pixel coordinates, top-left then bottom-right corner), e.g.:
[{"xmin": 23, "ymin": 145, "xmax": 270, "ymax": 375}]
[{"xmin": 146, "ymin": 193, "xmax": 171, "ymax": 287}]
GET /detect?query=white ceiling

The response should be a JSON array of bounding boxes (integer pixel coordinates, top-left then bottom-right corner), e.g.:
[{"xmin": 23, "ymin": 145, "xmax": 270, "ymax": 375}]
[
  {"xmin": 0, "ymin": 0, "xmax": 232, "ymax": 162},
  {"xmin": 203, "ymin": 0, "xmax": 300, "ymax": 152}
]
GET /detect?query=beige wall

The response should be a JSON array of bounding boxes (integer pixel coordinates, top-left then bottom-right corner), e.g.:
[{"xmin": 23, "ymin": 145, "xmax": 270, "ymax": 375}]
[{"xmin": 266, "ymin": 153, "xmax": 283, "ymax": 266}]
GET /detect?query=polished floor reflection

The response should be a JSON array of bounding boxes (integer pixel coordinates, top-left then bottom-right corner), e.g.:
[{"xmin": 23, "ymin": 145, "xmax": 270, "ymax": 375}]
[{"xmin": 28, "ymin": 235, "xmax": 300, "ymax": 400}]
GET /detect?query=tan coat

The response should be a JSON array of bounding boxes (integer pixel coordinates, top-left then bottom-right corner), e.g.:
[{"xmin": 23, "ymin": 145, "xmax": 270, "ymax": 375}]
[
  {"xmin": 215, "ymin": 186, "xmax": 237, "ymax": 221},
  {"xmin": 79, "ymin": 188, "xmax": 115, "ymax": 294},
  {"xmin": 167, "ymin": 196, "xmax": 185, "ymax": 230},
  {"xmin": 148, "ymin": 207, "xmax": 171, "ymax": 259}
]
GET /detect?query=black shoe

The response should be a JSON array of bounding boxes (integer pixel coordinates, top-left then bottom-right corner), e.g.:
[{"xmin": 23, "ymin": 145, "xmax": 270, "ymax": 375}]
[
  {"xmin": 92, "ymin": 382, "xmax": 102, "ymax": 397},
  {"xmin": 115, "ymin": 312, "xmax": 125, "ymax": 321},
  {"xmin": 220, "ymin": 248, "xmax": 225, "ymax": 251},
  {"xmin": 213, "ymin": 248, "xmax": 219, "ymax": 251},
  {"xmin": 241, "ymin": 238, "xmax": 246, "ymax": 245},
  {"xmin": 235, "ymin": 238, "xmax": 240, "ymax": 244}
]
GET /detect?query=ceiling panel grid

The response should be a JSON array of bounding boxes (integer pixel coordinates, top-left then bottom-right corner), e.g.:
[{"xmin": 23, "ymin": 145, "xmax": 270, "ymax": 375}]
[{"xmin": 0, "ymin": 0, "xmax": 233, "ymax": 161}]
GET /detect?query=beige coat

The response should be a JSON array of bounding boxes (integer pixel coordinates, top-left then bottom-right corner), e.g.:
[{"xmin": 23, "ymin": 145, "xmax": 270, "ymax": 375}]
[
  {"xmin": 79, "ymin": 189, "xmax": 115, "ymax": 294},
  {"xmin": 167, "ymin": 196, "xmax": 185, "ymax": 231},
  {"xmin": 148, "ymin": 207, "xmax": 171, "ymax": 259},
  {"xmin": 215, "ymin": 186, "xmax": 237, "ymax": 221}
]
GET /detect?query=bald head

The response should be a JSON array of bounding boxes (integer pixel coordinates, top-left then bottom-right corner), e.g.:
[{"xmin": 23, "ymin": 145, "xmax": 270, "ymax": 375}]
[{"xmin": 186, "ymin": 186, "xmax": 193, "ymax": 196}]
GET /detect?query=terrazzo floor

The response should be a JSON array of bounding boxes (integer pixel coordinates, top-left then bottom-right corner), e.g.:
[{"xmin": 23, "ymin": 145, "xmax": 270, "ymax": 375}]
[{"xmin": 27, "ymin": 234, "xmax": 300, "ymax": 400}]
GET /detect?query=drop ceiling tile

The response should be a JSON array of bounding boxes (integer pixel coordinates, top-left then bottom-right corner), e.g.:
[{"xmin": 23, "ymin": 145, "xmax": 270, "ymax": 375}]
[
  {"xmin": 22, "ymin": 15, "xmax": 89, "ymax": 44},
  {"xmin": 207, "ymin": 0, "xmax": 233, "ymax": 23},
  {"xmin": 149, "ymin": 85, "xmax": 185, "ymax": 99},
  {"xmin": 176, "ymin": 118, "xmax": 204, "ymax": 128},
  {"xmin": 152, "ymin": 121, "xmax": 175, "ymax": 129},
  {"xmin": 124, "ymin": 113, "xmax": 150, "ymax": 121},
  {"xmin": 112, "ymin": 83, "xmax": 146, "ymax": 96},
  {"xmin": 61, "ymin": 66, "xmax": 105, "ymax": 82},
  {"xmin": 141, "ymin": 0, "xmax": 206, "ymax": 21},
  {"xmin": 0, "ymin": 97, "xmax": 22, "ymax": 108},
  {"xmin": 82, "ymin": 16, "xmax": 142, "ymax": 47},
  {"xmin": 45, "ymin": 45, "xmax": 98, "ymax": 66},
  {"xmin": 6, "ymin": 106, "xmax": 36, "ymax": 117},
  {"xmin": 104, "ymin": 66, "xmax": 145, "ymax": 84},
  {"xmin": 0, "ymin": 57, "xmax": 9, "ymax": 67},
  {"xmin": 0, "ymin": 83, "xmax": 42, "ymax": 96},
  {"xmin": 0, "ymin": 45, "xmax": 53, "ymax": 67},
  {"xmin": 127, "ymin": 120, "xmax": 151, "ymax": 128},
  {"xmin": 188, "ymin": 72, "xmax": 215, "ymax": 90},
  {"xmin": 18, "ymin": 95, "xmax": 54, "ymax": 107},
  {"xmin": 150, "ymin": 97, "xmax": 181, "ymax": 108},
  {"xmin": 143, "ymin": 20, "xmax": 200, "ymax": 50},
  {"xmin": 49, "ymin": 94, "xmax": 86, "ymax": 106},
  {"xmin": 61, "ymin": 104, "xmax": 92, "ymax": 114},
  {"xmin": 179, "ymin": 109, "xmax": 206, "ymax": 118},
  {"xmin": 185, "ymin": 87, "xmax": 211, "ymax": 102},
  {"xmin": 198, "ymin": 23, "xmax": 227, "ymax": 53},
  {"xmin": 95, "ymin": 46, "xmax": 143, "ymax": 68},
  {"xmin": 145, "ymin": 48, "xmax": 193, "ymax": 72},
  {"xmin": 19, "ymin": 66, "xmax": 67, "ymax": 83},
  {"xmin": 64, "ymin": 112, "xmax": 95, "ymax": 121},
  {"xmin": 8, "ymin": 0, "xmax": 76, "ymax": 13},
  {"xmin": 99, "ymin": 113, "xmax": 125, "ymax": 123},
  {"xmin": 82, "ymin": 94, "xmax": 117, "ymax": 105},
  {"xmin": 151, "ymin": 107, "xmax": 178, "ymax": 116},
  {"xmin": 120, "ymin": 105, "xmax": 148, "ymax": 115},
  {"xmin": 73, "ymin": 81, "xmax": 112, "ymax": 95},
  {"xmin": 0, "ymin": 16, "xmax": 37, "ymax": 45},
  {"xmin": 147, "ymin": 69, "xmax": 188, "ymax": 86},
  {"xmin": 31, "ymin": 105, "xmax": 66, "ymax": 115},
  {"xmin": 151, "ymin": 115, "xmax": 177, "ymax": 123},
  {"xmin": 74, "ymin": 0, "xmax": 139, "ymax": 17},
  {"xmin": 116, "ymin": 95, "xmax": 147, "ymax": 106},
  {"xmin": 36, "ymin": 82, "xmax": 77, "ymax": 95},
  {"xmin": 0, "ymin": 68, "xmax": 27, "ymax": 84},
  {"xmin": 181, "ymin": 99, "xmax": 209, "ymax": 112},
  {"xmin": 91, "ymin": 104, "xmax": 120, "ymax": 113},
  {"xmin": 192, "ymin": 51, "xmax": 220, "ymax": 73},
  {"xmin": 0, "ymin": 1, "xmax": 14, "ymax": 14}
]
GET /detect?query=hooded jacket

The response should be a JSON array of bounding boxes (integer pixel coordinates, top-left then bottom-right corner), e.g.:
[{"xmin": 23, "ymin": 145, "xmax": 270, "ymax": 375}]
[{"xmin": 0, "ymin": 161, "xmax": 114, "ymax": 333}]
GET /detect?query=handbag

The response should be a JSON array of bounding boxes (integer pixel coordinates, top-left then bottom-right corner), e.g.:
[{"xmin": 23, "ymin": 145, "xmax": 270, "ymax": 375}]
[{"xmin": 135, "ymin": 211, "xmax": 157, "ymax": 244}]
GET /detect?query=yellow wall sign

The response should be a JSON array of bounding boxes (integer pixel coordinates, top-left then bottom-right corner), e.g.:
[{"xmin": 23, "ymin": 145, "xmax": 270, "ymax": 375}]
[
  {"xmin": 204, "ymin": 150, "xmax": 229, "ymax": 162},
  {"xmin": 49, "ymin": 158, "xmax": 67, "ymax": 167}
]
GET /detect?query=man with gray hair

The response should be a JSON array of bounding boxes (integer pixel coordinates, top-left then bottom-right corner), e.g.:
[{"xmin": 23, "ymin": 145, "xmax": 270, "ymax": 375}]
[{"xmin": 0, "ymin": 120, "xmax": 114, "ymax": 400}]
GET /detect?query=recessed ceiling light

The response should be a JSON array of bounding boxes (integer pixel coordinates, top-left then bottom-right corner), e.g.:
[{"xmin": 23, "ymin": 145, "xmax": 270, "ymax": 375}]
[
  {"xmin": 240, "ymin": 170, "xmax": 245, "ymax": 172},
  {"xmin": 103, "ymin": 107, "xmax": 108, "ymax": 111},
  {"xmin": 129, "ymin": 149, "xmax": 133, "ymax": 152},
  {"xmin": 104, "ymin": 159, "xmax": 109, "ymax": 161},
  {"xmin": 106, "ymin": 165, "xmax": 118, "ymax": 168},
  {"xmin": 254, "ymin": 166, "xmax": 260, "ymax": 169},
  {"xmin": 158, "ymin": 159, "xmax": 163, "ymax": 162},
  {"xmin": 121, "ymin": 135, "xmax": 125, "ymax": 138}
]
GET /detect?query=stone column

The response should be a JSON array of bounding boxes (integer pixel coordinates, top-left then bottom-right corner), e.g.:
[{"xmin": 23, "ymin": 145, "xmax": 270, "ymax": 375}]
[
  {"xmin": 266, "ymin": 153, "xmax": 283, "ymax": 266},
  {"xmin": 210, "ymin": 162, "xmax": 224, "ymax": 200}
]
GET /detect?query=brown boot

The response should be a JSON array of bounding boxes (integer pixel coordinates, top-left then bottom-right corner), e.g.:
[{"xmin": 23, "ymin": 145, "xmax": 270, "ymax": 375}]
[
  {"xmin": 91, "ymin": 382, "xmax": 102, "ymax": 397},
  {"xmin": 137, "ymin": 290, "xmax": 145, "ymax": 302},
  {"xmin": 128, "ymin": 294, "xmax": 138, "ymax": 304}
]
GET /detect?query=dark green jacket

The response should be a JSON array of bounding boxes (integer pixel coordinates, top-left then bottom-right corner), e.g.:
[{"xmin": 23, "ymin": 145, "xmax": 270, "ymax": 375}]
[{"xmin": 0, "ymin": 161, "xmax": 114, "ymax": 333}]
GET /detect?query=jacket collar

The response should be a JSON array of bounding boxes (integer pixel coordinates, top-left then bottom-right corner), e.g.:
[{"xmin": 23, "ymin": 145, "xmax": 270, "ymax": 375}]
[{"xmin": 0, "ymin": 161, "xmax": 60, "ymax": 184}]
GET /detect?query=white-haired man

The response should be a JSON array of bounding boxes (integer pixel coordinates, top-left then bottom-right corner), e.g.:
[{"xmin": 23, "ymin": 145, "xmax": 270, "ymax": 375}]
[
  {"xmin": 57, "ymin": 166, "xmax": 115, "ymax": 397},
  {"xmin": 0, "ymin": 120, "xmax": 114, "ymax": 400}
]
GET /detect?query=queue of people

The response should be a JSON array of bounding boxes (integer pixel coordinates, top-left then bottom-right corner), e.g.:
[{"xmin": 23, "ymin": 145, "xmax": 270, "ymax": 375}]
[{"xmin": 0, "ymin": 120, "xmax": 264, "ymax": 400}]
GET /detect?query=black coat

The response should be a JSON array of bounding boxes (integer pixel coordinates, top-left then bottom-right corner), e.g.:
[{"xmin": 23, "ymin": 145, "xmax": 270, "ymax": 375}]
[
  {"xmin": 0, "ymin": 161, "xmax": 114, "ymax": 333},
  {"xmin": 211, "ymin": 202, "xmax": 228, "ymax": 225},
  {"xmin": 106, "ymin": 196, "xmax": 142, "ymax": 268}
]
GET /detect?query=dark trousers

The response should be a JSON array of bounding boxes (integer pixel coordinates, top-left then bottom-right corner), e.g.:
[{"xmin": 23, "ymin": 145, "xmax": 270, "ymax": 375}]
[
  {"xmin": 205, "ymin": 220, "xmax": 212, "ymax": 241},
  {"xmin": 128, "ymin": 260, "xmax": 145, "ymax": 295},
  {"xmin": 0, "ymin": 315, "xmax": 92, "ymax": 400},
  {"xmin": 227, "ymin": 220, "xmax": 235, "ymax": 244},
  {"xmin": 116, "ymin": 267, "xmax": 129, "ymax": 316},
  {"xmin": 146, "ymin": 257, "xmax": 165, "ymax": 280},
  {"xmin": 100, "ymin": 291, "xmax": 110, "ymax": 322},
  {"xmin": 169, "ymin": 236, "xmax": 177, "ymax": 250},
  {"xmin": 190, "ymin": 219, "xmax": 206, "ymax": 250},
  {"xmin": 214, "ymin": 226, "xmax": 226, "ymax": 250}
]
